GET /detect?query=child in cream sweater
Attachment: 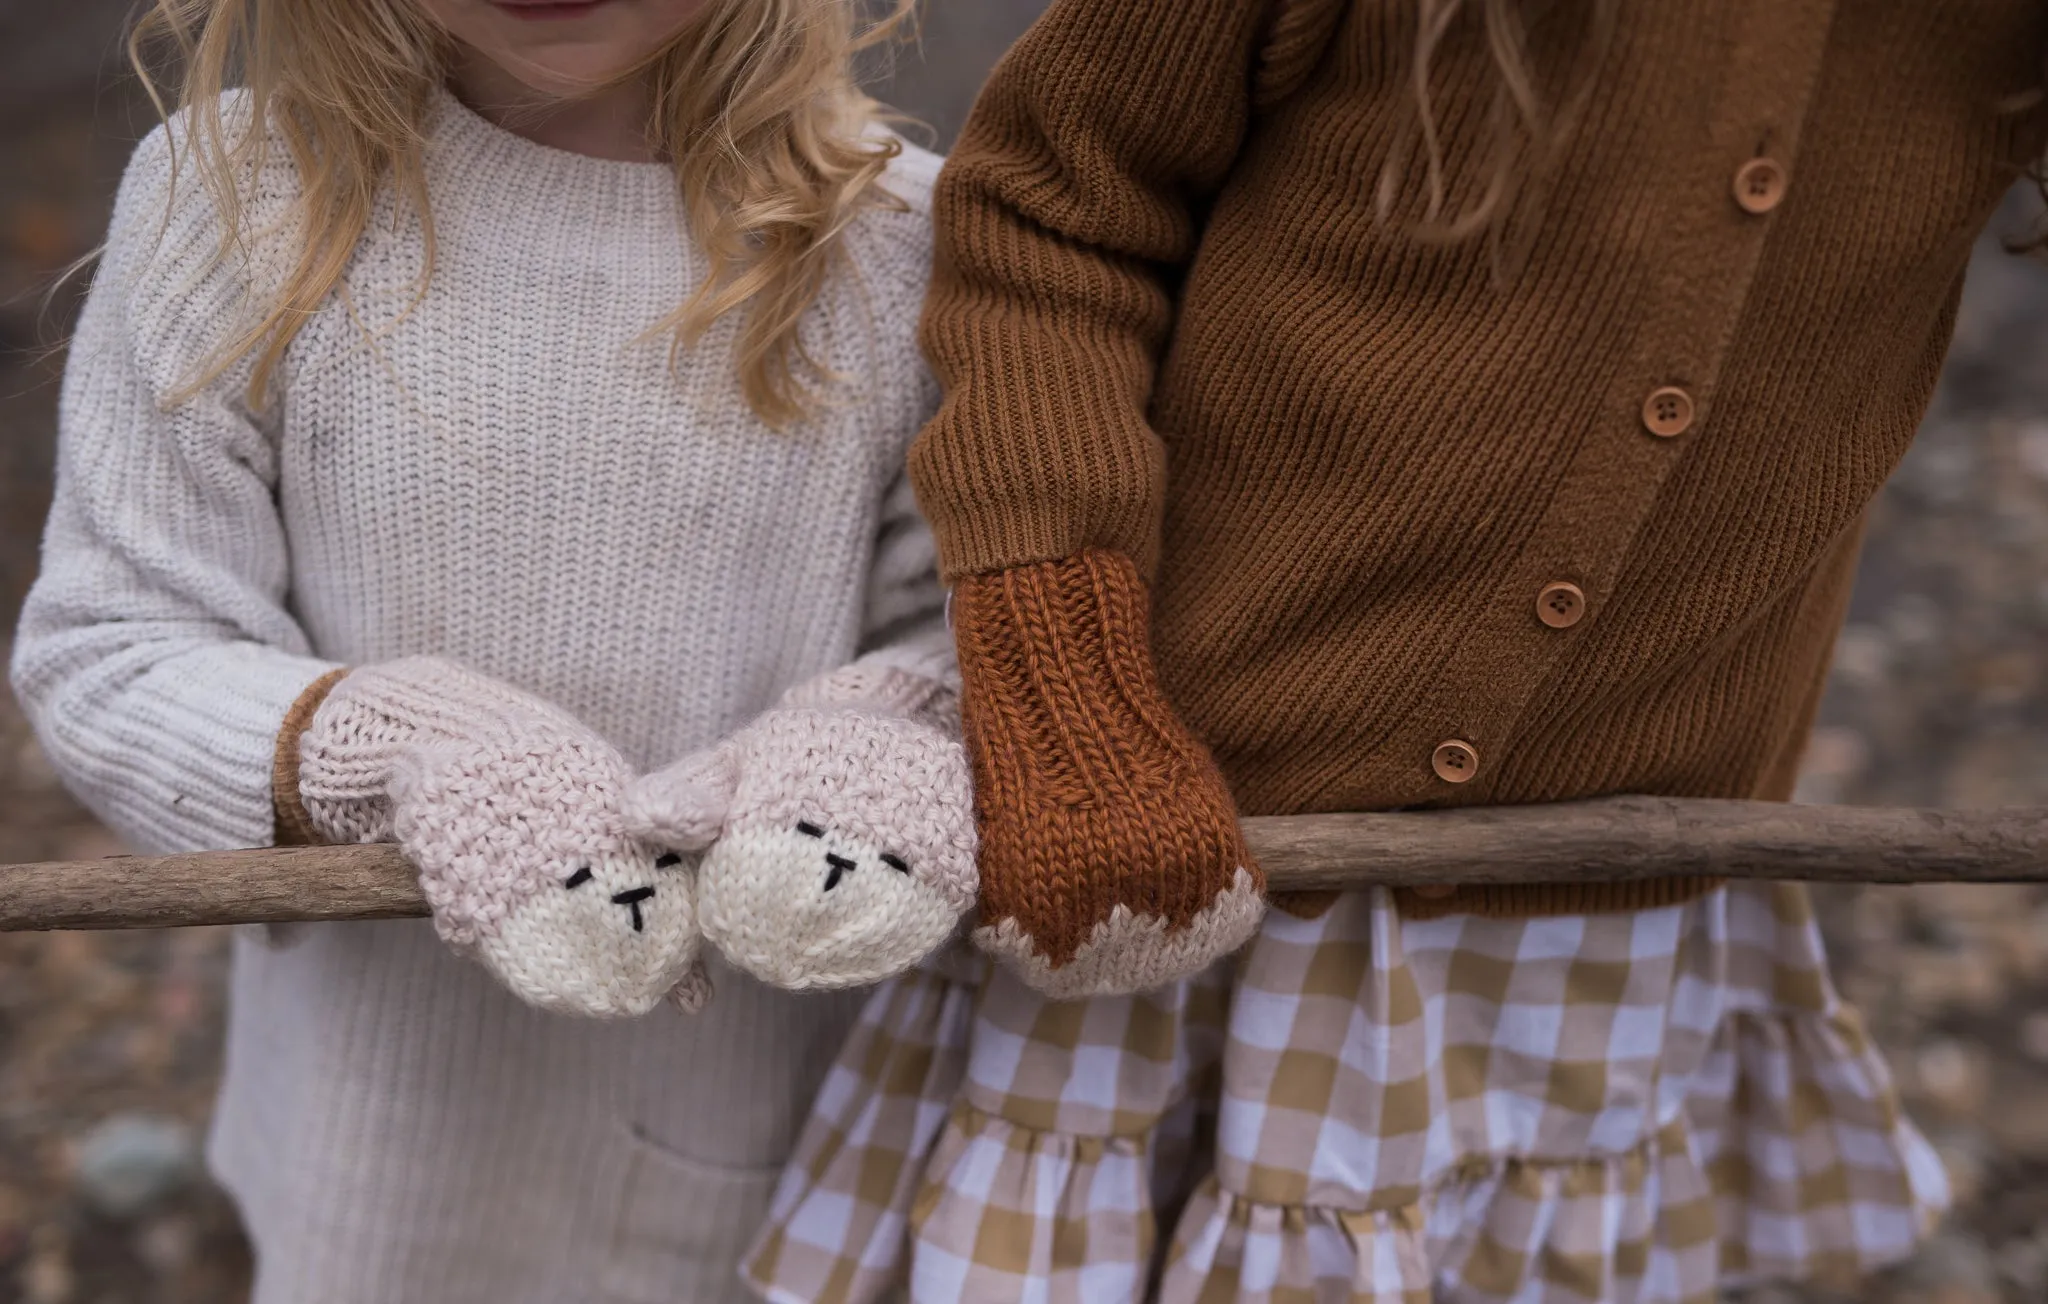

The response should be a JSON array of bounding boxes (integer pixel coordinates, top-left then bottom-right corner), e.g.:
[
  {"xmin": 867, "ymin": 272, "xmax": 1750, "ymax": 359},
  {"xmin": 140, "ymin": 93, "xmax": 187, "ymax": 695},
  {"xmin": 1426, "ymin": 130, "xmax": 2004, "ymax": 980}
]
[{"xmin": 12, "ymin": 0, "xmax": 974, "ymax": 1299}]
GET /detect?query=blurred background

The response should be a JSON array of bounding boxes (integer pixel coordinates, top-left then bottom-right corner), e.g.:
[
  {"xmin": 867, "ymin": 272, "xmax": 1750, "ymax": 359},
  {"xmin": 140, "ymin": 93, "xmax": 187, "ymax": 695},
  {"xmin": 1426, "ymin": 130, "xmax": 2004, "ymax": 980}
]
[{"xmin": 1, "ymin": 2, "xmax": 2045, "ymax": 1302}]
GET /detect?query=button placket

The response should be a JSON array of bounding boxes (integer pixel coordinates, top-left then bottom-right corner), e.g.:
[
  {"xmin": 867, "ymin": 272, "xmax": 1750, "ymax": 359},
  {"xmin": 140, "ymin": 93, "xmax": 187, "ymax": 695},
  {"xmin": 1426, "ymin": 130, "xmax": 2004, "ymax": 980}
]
[{"xmin": 1389, "ymin": 0, "xmax": 1841, "ymax": 801}]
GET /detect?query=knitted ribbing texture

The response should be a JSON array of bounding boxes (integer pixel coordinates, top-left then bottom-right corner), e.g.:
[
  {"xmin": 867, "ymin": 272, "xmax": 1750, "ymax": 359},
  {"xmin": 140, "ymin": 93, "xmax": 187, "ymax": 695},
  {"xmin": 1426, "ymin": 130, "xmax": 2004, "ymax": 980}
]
[
  {"xmin": 272, "ymin": 667, "xmax": 348, "ymax": 846},
  {"xmin": 12, "ymin": 88, "xmax": 949, "ymax": 1301},
  {"xmin": 909, "ymin": 0, "xmax": 2048, "ymax": 918},
  {"xmin": 953, "ymin": 550, "xmax": 1263, "ymax": 998}
]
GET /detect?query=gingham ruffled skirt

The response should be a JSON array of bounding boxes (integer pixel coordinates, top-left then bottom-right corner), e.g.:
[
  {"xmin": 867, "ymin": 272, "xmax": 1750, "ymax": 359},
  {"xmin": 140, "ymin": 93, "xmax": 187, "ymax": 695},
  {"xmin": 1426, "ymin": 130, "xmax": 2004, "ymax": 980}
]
[{"xmin": 743, "ymin": 884, "xmax": 1947, "ymax": 1304}]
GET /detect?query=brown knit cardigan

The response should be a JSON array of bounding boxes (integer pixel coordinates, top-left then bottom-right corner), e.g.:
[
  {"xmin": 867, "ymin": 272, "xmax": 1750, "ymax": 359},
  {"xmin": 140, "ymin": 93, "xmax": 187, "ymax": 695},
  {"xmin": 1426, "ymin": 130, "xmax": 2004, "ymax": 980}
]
[{"xmin": 909, "ymin": 0, "xmax": 2048, "ymax": 925}]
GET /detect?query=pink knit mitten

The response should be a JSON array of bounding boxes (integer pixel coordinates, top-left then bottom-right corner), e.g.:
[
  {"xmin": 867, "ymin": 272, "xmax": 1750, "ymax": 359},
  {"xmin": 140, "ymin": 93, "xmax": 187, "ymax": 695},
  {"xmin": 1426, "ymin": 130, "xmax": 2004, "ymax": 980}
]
[
  {"xmin": 624, "ymin": 665, "xmax": 976, "ymax": 991},
  {"xmin": 298, "ymin": 657, "xmax": 701, "ymax": 1018}
]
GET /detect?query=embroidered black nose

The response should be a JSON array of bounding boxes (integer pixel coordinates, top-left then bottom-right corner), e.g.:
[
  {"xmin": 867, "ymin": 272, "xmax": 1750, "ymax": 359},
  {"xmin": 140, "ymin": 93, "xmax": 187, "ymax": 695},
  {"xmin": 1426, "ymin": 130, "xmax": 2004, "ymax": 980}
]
[
  {"xmin": 611, "ymin": 885, "xmax": 656, "ymax": 931},
  {"xmin": 823, "ymin": 853, "xmax": 857, "ymax": 892}
]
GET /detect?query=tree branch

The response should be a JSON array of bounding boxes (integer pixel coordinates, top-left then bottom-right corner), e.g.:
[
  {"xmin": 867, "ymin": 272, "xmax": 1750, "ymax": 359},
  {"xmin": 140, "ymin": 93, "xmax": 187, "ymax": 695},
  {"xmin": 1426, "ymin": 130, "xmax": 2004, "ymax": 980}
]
[{"xmin": 2, "ymin": 797, "xmax": 2043, "ymax": 932}]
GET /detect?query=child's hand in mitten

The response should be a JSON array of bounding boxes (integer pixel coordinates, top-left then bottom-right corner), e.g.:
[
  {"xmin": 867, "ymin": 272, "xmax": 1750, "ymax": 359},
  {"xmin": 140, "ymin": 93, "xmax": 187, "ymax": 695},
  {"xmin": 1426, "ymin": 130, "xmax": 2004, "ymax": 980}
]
[
  {"xmin": 294, "ymin": 658, "xmax": 701, "ymax": 1018},
  {"xmin": 951, "ymin": 551, "xmax": 1265, "ymax": 999},
  {"xmin": 624, "ymin": 665, "xmax": 976, "ymax": 991}
]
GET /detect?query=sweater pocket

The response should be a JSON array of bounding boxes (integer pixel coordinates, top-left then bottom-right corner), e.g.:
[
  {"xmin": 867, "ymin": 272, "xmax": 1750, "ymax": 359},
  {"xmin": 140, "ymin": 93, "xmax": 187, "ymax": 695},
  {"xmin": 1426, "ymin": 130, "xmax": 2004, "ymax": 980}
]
[{"xmin": 599, "ymin": 1123, "xmax": 782, "ymax": 1304}]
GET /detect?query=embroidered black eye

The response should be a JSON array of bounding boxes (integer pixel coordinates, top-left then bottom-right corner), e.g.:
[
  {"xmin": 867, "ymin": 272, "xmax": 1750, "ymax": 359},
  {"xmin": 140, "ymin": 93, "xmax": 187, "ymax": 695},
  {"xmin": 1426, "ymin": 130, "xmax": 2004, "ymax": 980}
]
[
  {"xmin": 654, "ymin": 852, "xmax": 683, "ymax": 870},
  {"xmin": 880, "ymin": 853, "xmax": 909, "ymax": 874},
  {"xmin": 796, "ymin": 821, "xmax": 825, "ymax": 838},
  {"xmin": 563, "ymin": 866, "xmax": 594, "ymax": 889}
]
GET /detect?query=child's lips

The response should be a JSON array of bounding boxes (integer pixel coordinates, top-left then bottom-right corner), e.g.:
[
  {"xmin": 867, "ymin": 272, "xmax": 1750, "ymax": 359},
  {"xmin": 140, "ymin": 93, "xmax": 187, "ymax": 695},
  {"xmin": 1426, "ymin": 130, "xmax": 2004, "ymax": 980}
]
[{"xmin": 489, "ymin": 0, "xmax": 617, "ymax": 19}]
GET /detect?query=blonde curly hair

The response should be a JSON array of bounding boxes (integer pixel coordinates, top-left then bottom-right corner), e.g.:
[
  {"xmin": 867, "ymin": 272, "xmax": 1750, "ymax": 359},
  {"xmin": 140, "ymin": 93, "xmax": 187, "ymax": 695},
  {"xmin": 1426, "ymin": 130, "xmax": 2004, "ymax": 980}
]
[
  {"xmin": 1373, "ymin": 0, "xmax": 1618, "ymax": 275},
  {"xmin": 129, "ymin": 0, "xmax": 916, "ymax": 425}
]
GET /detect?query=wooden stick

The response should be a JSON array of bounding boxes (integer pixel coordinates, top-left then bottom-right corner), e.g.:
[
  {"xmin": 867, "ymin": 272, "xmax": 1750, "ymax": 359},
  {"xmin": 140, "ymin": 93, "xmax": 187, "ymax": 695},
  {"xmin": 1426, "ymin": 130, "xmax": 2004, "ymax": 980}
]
[{"xmin": 2, "ymin": 797, "xmax": 2043, "ymax": 933}]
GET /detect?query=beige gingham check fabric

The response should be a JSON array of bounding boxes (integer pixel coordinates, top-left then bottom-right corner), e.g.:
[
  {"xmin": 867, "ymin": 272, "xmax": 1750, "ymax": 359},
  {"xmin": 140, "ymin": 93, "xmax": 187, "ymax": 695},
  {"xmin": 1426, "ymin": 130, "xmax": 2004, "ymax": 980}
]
[
  {"xmin": 745, "ymin": 884, "xmax": 1946, "ymax": 1304},
  {"xmin": 1153, "ymin": 883, "xmax": 1947, "ymax": 1303},
  {"xmin": 904, "ymin": 957, "xmax": 1234, "ymax": 1302},
  {"xmin": 744, "ymin": 945, "xmax": 990, "ymax": 1304}
]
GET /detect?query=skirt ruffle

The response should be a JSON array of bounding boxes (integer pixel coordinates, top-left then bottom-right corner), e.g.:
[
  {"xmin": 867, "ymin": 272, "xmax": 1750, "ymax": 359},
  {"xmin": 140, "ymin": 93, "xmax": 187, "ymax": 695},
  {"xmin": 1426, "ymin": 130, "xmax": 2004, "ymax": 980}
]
[
  {"xmin": 1166, "ymin": 1118, "xmax": 1713, "ymax": 1304},
  {"xmin": 900, "ymin": 960, "xmax": 1234, "ymax": 1304},
  {"xmin": 743, "ymin": 885, "xmax": 1945, "ymax": 1304},
  {"xmin": 1688, "ymin": 1006, "xmax": 1950, "ymax": 1288},
  {"xmin": 1156, "ymin": 887, "xmax": 1949, "ymax": 1304},
  {"xmin": 908, "ymin": 1102, "xmax": 1159, "ymax": 1302},
  {"xmin": 743, "ymin": 946, "xmax": 986, "ymax": 1304}
]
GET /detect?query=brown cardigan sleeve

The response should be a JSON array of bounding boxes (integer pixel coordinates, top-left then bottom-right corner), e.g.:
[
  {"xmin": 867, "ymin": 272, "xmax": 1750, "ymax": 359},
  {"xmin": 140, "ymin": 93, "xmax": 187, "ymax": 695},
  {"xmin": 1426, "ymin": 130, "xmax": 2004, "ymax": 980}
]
[{"xmin": 908, "ymin": 0, "xmax": 1277, "ymax": 582}]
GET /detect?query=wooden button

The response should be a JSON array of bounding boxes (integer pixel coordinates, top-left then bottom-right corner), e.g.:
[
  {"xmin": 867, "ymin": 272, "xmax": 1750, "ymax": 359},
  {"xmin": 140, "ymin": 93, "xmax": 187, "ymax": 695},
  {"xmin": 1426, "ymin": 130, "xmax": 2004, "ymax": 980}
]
[
  {"xmin": 1431, "ymin": 739, "xmax": 1480, "ymax": 784},
  {"xmin": 1733, "ymin": 157, "xmax": 1787, "ymax": 215},
  {"xmin": 1642, "ymin": 386, "xmax": 1695, "ymax": 438},
  {"xmin": 1537, "ymin": 581, "xmax": 1586, "ymax": 629}
]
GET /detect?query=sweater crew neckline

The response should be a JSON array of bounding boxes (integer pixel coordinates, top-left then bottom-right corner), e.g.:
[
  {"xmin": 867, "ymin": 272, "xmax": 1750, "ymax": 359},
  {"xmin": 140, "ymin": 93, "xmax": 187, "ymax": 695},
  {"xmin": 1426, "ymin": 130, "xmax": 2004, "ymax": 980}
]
[{"xmin": 425, "ymin": 84, "xmax": 678, "ymax": 208}]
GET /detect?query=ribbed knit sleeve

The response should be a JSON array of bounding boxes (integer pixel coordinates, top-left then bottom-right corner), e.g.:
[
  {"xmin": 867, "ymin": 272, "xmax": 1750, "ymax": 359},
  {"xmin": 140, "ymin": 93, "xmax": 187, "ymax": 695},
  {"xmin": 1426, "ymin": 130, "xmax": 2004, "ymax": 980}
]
[
  {"xmin": 10, "ymin": 120, "xmax": 340, "ymax": 855},
  {"xmin": 908, "ymin": 0, "xmax": 1276, "ymax": 580}
]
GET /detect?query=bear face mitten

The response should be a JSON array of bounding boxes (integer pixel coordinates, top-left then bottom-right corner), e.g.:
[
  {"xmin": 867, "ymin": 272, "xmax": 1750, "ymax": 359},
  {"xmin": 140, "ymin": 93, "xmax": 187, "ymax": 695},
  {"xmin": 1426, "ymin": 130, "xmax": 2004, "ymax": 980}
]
[
  {"xmin": 950, "ymin": 550, "xmax": 1265, "ymax": 999},
  {"xmin": 289, "ymin": 657, "xmax": 702, "ymax": 1018},
  {"xmin": 624, "ymin": 663, "xmax": 976, "ymax": 992}
]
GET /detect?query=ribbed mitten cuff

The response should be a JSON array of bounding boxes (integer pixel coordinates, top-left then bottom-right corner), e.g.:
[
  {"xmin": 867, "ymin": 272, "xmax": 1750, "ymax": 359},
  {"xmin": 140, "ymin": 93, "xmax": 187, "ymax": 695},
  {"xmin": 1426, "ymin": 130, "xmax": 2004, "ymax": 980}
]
[
  {"xmin": 272, "ymin": 668, "xmax": 351, "ymax": 847},
  {"xmin": 953, "ymin": 549, "xmax": 1264, "ymax": 997}
]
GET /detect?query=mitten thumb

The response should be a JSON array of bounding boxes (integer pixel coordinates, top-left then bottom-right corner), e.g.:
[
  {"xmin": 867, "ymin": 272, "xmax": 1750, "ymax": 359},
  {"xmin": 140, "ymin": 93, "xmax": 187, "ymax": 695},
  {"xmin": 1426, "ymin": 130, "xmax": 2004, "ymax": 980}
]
[
  {"xmin": 775, "ymin": 660, "xmax": 954, "ymax": 722},
  {"xmin": 385, "ymin": 740, "xmax": 467, "ymax": 823},
  {"xmin": 623, "ymin": 745, "xmax": 739, "ymax": 852}
]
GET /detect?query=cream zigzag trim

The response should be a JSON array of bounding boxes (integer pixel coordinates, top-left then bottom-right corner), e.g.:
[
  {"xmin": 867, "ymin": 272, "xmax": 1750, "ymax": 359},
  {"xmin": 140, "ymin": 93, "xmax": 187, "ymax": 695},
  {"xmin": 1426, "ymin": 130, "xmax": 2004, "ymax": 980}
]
[{"xmin": 975, "ymin": 868, "xmax": 1264, "ymax": 999}]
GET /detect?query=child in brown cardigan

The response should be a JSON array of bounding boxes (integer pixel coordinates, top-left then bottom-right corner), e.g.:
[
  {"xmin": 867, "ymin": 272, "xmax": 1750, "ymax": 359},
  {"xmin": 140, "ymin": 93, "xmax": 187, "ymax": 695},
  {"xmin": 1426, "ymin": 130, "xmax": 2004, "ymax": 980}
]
[{"xmin": 743, "ymin": 0, "xmax": 2047, "ymax": 1299}]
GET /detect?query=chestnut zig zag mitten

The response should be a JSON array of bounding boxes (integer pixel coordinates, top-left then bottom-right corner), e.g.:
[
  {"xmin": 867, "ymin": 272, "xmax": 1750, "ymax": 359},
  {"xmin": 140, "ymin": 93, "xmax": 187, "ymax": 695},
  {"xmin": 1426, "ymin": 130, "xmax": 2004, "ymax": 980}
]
[
  {"xmin": 625, "ymin": 664, "xmax": 976, "ymax": 992},
  {"xmin": 295, "ymin": 657, "xmax": 704, "ymax": 1018},
  {"xmin": 952, "ymin": 550, "xmax": 1264, "ymax": 998}
]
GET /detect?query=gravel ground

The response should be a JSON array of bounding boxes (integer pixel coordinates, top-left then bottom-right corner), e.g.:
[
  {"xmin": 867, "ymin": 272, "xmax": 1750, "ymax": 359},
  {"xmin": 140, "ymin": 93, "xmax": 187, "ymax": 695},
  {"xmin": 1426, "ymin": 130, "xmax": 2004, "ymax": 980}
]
[{"xmin": 2, "ymin": 4, "xmax": 2046, "ymax": 1301}]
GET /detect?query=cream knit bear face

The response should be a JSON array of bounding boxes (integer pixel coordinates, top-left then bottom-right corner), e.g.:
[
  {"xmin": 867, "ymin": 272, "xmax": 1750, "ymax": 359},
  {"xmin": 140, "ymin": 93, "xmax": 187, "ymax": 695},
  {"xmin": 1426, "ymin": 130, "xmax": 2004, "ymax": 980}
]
[
  {"xmin": 298, "ymin": 657, "xmax": 704, "ymax": 1019},
  {"xmin": 628, "ymin": 669, "xmax": 977, "ymax": 990},
  {"xmin": 390, "ymin": 732, "xmax": 704, "ymax": 1017}
]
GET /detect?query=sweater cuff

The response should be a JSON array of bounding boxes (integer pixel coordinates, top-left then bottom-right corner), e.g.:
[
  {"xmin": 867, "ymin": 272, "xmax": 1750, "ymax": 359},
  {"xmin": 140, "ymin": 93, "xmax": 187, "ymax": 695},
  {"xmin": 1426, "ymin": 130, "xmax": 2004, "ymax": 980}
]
[
  {"xmin": 907, "ymin": 429, "xmax": 1168, "ymax": 584},
  {"xmin": 272, "ymin": 668, "xmax": 350, "ymax": 846}
]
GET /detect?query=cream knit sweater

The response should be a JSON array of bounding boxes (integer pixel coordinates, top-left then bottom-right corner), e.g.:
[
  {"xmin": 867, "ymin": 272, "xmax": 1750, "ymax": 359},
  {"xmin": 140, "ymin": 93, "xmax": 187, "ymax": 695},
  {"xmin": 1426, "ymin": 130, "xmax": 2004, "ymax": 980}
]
[{"xmin": 12, "ymin": 91, "xmax": 945, "ymax": 1304}]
